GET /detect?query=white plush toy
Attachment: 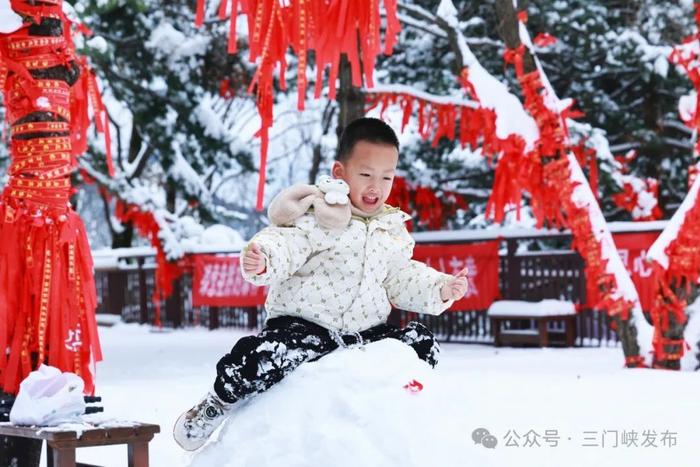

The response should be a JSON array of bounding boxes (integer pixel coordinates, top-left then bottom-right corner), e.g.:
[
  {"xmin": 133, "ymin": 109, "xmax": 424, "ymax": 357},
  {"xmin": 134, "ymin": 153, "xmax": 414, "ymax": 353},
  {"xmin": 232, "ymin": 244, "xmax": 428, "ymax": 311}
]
[
  {"xmin": 317, "ymin": 175, "xmax": 350, "ymax": 205},
  {"xmin": 267, "ymin": 175, "xmax": 352, "ymax": 231}
]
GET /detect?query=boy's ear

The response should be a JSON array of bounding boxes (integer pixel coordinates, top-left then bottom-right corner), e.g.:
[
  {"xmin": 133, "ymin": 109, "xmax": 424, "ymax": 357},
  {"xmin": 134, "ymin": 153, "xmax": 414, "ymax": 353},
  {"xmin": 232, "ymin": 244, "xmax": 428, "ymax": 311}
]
[{"xmin": 331, "ymin": 161, "xmax": 344, "ymax": 179}]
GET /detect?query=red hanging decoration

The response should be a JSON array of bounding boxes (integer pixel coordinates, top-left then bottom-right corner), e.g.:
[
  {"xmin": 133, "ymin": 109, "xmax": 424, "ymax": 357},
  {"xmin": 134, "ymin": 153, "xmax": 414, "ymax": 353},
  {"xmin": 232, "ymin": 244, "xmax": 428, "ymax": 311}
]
[
  {"xmin": 385, "ymin": 176, "xmax": 468, "ymax": 232},
  {"xmin": 114, "ymin": 202, "xmax": 186, "ymax": 327},
  {"xmin": 0, "ymin": 0, "xmax": 105, "ymax": 394},
  {"xmin": 571, "ymin": 139, "xmax": 598, "ymax": 199},
  {"xmin": 643, "ymin": 6, "xmax": 700, "ymax": 365},
  {"xmin": 500, "ymin": 33, "xmax": 647, "ymax": 332},
  {"xmin": 532, "ymin": 32, "xmax": 557, "ymax": 48},
  {"xmin": 194, "ymin": 0, "xmax": 401, "ymax": 211}
]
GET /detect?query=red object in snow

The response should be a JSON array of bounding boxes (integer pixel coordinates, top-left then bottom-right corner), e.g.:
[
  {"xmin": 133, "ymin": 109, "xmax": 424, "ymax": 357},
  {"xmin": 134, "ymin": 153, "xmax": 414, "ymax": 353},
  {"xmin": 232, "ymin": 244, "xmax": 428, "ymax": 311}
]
[{"xmin": 403, "ymin": 379, "xmax": 423, "ymax": 393}]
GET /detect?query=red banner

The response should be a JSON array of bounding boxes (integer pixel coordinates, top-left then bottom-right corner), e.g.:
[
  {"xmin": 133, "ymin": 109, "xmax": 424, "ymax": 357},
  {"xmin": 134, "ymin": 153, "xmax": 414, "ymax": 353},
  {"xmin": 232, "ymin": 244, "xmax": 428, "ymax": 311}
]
[
  {"xmin": 192, "ymin": 255, "xmax": 266, "ymax": 307},
  {"xmin": 610, "ymin": 232, "xmax": 660, "ymax": 311},
  {"xmin": 412, "ymin": 241, "xmax": 501, "ymax": 311}
]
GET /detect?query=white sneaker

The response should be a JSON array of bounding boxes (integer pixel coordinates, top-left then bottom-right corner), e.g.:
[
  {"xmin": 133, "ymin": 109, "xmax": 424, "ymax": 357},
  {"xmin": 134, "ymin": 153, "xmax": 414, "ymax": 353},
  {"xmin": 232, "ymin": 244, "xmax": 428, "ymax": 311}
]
[{"xmin": 173, "ymin": 391, "xmax": 232, "ymax": 451}]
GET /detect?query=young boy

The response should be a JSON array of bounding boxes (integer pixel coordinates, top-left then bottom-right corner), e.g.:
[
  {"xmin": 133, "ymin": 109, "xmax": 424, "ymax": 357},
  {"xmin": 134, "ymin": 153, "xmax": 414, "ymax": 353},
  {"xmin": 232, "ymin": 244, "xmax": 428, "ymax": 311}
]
[{"xmin": 174, "ymin": 117, "xmax": 468, "ymax": 451}]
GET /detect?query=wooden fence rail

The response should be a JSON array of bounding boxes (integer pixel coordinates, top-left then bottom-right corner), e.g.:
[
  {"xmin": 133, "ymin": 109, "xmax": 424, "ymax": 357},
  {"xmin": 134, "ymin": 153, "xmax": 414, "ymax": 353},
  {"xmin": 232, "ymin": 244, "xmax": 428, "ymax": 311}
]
[{"xmin": 94, "ymin": 228, "xmax": 662, "ymax": 347}]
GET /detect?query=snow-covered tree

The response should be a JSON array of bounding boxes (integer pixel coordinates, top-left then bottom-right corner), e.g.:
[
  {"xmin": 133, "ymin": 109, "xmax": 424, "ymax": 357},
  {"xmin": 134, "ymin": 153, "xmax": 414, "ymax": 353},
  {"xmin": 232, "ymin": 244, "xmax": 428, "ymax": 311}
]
[{"xmin": 73, "ymin": 0, "xmax": 260, "ymax": 249}]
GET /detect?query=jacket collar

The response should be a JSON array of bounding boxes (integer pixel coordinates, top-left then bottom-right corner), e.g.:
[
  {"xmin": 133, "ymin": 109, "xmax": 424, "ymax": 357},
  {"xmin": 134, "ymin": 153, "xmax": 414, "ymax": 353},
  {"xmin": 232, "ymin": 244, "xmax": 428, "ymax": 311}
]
[{"xmin": 351, "ymin": 204, "xmax": 411, "ymax": 229}]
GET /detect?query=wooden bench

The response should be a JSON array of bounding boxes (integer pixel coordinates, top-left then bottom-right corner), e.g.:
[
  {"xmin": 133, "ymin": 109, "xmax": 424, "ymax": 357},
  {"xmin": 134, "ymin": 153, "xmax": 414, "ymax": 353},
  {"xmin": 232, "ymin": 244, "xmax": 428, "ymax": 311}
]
[
  {"xmin": 0, "ymin": 422, "xmax": 160, "ymax": 467},
  {"xmin": 488, "ymin": 300, "xmax": 577, "ymax": 347},
  {"xmin": 490, "ymin": 313, "xmax": 577, "ymax": 347}
]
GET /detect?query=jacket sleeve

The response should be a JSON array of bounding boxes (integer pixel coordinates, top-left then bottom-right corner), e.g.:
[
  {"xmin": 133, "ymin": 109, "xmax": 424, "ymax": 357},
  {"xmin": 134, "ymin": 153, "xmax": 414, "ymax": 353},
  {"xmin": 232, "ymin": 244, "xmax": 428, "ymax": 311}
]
[
  {"xmin": 240, "ymin": 216, "xmax": 316, "ymax": 286},
  {"xmin": 382, "ymin": 227, "xmax": 456, "ymax": 316}
]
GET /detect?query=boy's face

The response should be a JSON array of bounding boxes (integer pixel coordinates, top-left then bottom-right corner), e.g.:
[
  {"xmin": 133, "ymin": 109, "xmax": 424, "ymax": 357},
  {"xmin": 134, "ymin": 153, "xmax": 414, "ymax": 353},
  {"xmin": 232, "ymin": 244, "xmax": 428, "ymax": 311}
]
[{"xmin": 331, "ymin": 140, "xmax": 398, "ymax": 213}]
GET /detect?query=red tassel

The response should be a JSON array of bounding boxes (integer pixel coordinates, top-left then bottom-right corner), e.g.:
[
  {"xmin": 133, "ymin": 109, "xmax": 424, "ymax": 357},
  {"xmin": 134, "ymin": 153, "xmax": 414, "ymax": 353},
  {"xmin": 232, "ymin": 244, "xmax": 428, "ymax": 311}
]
[
  {"xmin": 195, "ymin": 0, "xmax": 206, "ymax": 27},
  {"xmin": 0, "ymin": 3, "xmax": 103, "ymax": 395},
  {"xmin": 196, "ymin": 0, "xmax": 401, "ymax": 210},
  {"xmin": 228, "ymin": 0, "xmax": 239, "ymax": 53}
]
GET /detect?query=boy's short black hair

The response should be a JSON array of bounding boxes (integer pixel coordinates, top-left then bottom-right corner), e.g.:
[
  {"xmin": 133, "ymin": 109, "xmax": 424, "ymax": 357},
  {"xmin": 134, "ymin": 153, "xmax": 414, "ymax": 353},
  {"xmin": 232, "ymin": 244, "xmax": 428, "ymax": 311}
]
[{"xmin": 337, "ymin": 117, "xmax": 399, "ymax": 162}]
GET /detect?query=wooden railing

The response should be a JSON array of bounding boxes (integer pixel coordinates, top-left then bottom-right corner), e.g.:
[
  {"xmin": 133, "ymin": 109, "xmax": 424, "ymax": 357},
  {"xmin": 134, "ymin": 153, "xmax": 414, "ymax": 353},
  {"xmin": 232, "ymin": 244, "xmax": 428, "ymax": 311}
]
[{"xmin": 94, "ymin": 223, "xmax": 663, "ymax": 346}]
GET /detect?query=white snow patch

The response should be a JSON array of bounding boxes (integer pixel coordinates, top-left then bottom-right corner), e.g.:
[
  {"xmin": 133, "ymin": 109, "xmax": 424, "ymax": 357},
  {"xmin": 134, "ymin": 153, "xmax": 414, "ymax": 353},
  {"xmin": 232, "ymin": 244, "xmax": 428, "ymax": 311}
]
[
  {"xmin": 35, "ymin": 97, "xmax": 50, "ymax": 109},
  {"xmin": 678, "ymin": 92, "xmax": 696, "ymax": 123},
  {"xmin": 146, "ymin": 22, "xmax": 210, "ymax": 63},
  {"xmin": 488, "ymin": 300, "xmax": 576, "ymax": 317},
  {"xmin": 0, "ymin": 0, "xmax": 22, "ymax": 33},
  {"xmin": 200, "ymin": 224, "xmax": 245, "ymax": 248},
  {"xmin": 86, "ymin": 36, "xmax": 109, "ymax": 54},
  {"xmin": 194, "ymin": 94, "xmax": 231, "ymax": 140}
]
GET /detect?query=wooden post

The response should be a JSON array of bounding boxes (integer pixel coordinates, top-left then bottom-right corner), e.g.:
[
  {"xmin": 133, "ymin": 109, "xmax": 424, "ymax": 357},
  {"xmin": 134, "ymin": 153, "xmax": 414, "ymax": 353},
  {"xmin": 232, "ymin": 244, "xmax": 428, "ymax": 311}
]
[
  {"xmin": 165, "ymin": 278, "xmax": 183, "ymax": 328},
  {"xmin": 127, "ymin": 441, "xmax": 149, "ymax": 467},
  {"xmin": 107, "ymin": 271, "xmax": 127, "ymax": 315},
  {"xmin": 249, "ymin": 307, "xmax": 258, "ymax": 329},
  {"xmin": 565, "ymin": 316, "xmax": 576, "ymax": 347},
  {"xmin": 47, "ymin": 446, "xmax": 76, "ymax": 467},
  {"xmin": 505, "ymin": 239, "xmax": 520, "ymax": 299},
  {"xmin": 538, "ymin": 318, "xmax": 549, "ymax": 347},
  {"xmin": 492, "ymin": 318, "xmax": 502, "ymax": 347},
  {"xmin": 138, "ymin": 258, "xmax": 148, "ymax": 324},
  {"xmin": 209, "ymin": 307, "xmax": 220, "ymax": 330}
]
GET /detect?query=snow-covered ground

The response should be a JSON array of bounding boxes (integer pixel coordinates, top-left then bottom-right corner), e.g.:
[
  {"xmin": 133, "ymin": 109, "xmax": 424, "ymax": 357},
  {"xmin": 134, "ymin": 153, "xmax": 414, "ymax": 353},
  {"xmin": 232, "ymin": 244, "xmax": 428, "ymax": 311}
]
[{"xmin": 61, "ymin": 322, "xmax": 699, "ymax": 467}]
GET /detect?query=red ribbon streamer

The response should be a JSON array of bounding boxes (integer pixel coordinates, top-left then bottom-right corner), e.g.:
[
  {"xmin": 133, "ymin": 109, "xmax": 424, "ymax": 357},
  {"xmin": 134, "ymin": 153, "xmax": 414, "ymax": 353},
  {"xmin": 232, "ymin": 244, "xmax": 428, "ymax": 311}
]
[
  {"xmin": 0, "ymin": 0, "xmax": 103, "ymax": 394},
  {"xmin": 197, "ymin": 0, "xmax": 401, "ymax": 211}
]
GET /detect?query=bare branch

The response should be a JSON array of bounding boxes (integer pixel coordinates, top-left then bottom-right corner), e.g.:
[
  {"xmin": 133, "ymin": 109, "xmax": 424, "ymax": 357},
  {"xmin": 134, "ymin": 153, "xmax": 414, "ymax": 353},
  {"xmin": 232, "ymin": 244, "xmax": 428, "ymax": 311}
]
[{"xmin": 365, "ymin": 83, "xmax": 478, "ymax": 108}]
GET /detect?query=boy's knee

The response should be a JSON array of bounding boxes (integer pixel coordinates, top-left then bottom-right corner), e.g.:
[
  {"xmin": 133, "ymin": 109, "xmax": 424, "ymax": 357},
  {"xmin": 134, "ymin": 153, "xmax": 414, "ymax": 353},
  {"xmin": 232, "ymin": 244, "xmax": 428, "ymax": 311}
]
[
  {"xmin": 224, "ymin": 335, "xmax": 262, "ymax": 361},
  {"xmin": 217, "ymin": 335, "xmax": 264, "ymax": 377},
  {"xmin": 400, "ymin": 321, "xmax": 439, "ymax": 368},
  {"xmin": 402, "ymin": 321, "xmax": 436, "ymax": 343}
]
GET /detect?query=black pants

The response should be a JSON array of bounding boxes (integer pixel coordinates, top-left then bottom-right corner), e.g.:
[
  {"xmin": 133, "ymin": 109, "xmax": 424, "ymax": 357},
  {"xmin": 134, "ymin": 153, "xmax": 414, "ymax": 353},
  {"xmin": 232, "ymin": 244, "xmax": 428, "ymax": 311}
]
[{"xmin": 213, "ymin": 316, "xmax": 440, "ymax": 404}]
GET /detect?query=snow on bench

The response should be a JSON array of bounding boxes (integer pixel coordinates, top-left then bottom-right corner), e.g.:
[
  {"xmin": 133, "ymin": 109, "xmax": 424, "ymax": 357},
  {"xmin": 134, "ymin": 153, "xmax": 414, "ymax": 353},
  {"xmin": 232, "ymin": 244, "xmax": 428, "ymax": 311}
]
[{"xmin": 487, "ymin": 299, "xmax": 576, "ymax": 317}]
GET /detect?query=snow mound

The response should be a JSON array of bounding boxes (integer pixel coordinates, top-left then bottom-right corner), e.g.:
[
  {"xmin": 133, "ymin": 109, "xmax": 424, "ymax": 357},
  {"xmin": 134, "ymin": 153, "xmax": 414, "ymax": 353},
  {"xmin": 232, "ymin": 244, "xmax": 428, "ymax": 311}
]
[{"xmin": 188, "ymin": 339, "xmax": 480, "ymax": 467}]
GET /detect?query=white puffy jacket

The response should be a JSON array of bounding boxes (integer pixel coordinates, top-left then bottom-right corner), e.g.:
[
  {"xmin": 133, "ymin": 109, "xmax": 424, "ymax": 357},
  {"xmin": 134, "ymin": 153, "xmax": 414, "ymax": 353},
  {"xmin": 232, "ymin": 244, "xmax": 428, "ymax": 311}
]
[{"xmin": 241, "ymin": 206, "xmax": 455, "ymax": 332}]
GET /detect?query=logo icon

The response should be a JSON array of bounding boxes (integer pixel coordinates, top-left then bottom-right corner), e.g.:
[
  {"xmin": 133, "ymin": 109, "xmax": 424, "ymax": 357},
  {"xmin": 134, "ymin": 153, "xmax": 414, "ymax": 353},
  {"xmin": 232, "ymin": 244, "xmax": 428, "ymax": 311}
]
[{"xmin": 472, "ymin": 427, "xmax": 498, "ymax": 449}]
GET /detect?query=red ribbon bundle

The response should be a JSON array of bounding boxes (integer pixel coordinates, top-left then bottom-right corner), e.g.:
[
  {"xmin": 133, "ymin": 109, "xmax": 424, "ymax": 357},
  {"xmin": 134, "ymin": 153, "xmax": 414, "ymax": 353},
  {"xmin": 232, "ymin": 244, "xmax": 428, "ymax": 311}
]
[
  {"xmin": 500, "ymin": 33, "xmax": 647, "ymax": 330},
  {"xmin": 0, "ymin": 0, "xmax": 105, "ymax": 394},
  {"xmin": 571, "ymin": 140, "xmax": 598, "ymax": 199},
  {"xmin": 645, "ymin": 5, "xmax": 700, "ymax": 363},
  {"xmin": 195, "ymin": 0, "xmax": 401, "ymax": 211},
  {"xmin": 670, "ymin": 12, "xmax": 700, "ymax": 155},
  {"xmin": 365, "ymin": 88, "xmax": 539, "ymax": 224},
  {"xmin": 385, "ymin": 176, "xmax": 468, "ymax": 231},
  {"xmin": 114, "ymin": 202, "xmax": 185, "ymax": 327}
]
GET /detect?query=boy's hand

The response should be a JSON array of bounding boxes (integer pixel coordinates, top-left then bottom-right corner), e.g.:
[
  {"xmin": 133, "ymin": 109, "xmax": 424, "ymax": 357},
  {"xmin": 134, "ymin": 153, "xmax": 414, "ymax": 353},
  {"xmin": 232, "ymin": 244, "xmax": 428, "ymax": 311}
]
[
  {"xmin": 242, "ymin": 242, "xmax": 266, "ymax": 275},
  {"xmin": 440, "ymin": 268, "xmax": 468, "ymax": 302}
]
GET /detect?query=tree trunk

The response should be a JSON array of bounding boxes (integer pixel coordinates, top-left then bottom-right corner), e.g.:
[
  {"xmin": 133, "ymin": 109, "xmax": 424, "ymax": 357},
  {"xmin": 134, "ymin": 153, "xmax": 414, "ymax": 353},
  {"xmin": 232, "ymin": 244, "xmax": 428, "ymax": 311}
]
[
  {"xmin": 653, "ymin": 280, "xmax": 697, "ymax": 370},
  {"xmin": 492, "ymin": 0, "xmax": 646, "ymax": 364},
  {"xmin": 308, "ymin": 101, "xmax": 336, "ymax": 184},
  {"xmin": 335, "ymin": 53, "xmax": 365, "ymax": 150}
]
